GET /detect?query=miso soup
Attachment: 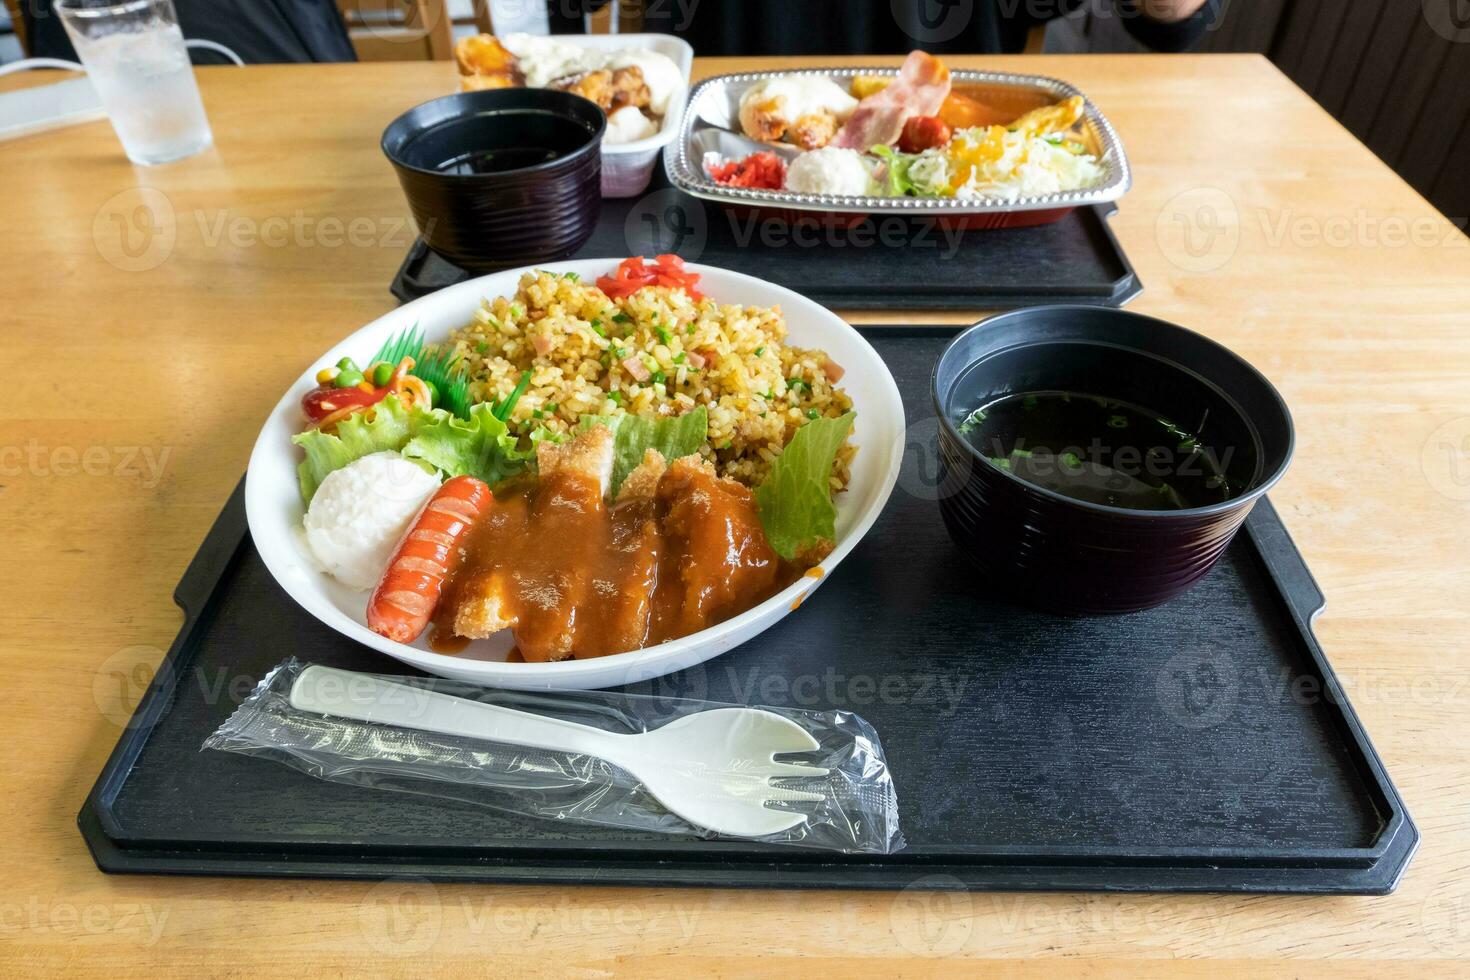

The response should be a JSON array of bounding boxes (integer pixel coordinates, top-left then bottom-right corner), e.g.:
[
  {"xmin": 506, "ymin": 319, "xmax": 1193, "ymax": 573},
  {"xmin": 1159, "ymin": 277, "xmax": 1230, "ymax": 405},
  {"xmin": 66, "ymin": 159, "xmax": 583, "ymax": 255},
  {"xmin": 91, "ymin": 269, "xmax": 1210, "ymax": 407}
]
[{"xmin": 956, "ymin": 390, "xmax": 1238, "ymax": 510}]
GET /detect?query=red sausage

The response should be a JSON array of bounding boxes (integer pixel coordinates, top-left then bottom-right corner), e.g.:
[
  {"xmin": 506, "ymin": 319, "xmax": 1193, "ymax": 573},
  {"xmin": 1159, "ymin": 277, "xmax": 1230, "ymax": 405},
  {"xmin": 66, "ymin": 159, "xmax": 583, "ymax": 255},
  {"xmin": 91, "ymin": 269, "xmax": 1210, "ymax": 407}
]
[
  {"xmin": 898, "ymin": 115, "xmax": 952, "ymax": 153},
  {"xmin": 367, "ymin": 475, "xmax": 491, "ymax": 643}
]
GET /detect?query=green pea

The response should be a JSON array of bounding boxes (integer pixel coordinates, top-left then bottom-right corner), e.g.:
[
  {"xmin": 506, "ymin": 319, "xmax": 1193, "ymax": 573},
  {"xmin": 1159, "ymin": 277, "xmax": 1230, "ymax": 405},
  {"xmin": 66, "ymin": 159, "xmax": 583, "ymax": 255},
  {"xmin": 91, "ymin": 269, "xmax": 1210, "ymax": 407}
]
[
  {"xmin": 371, "ymin": 362, "xmax": 394, "ymax": 387},
  {"xmin": 336, "ymin": 356, "xmax": 360, "ymax": 373},
  {"xmin": 334, "ymin": 368, "xmax": 364, "ymax": 388}
]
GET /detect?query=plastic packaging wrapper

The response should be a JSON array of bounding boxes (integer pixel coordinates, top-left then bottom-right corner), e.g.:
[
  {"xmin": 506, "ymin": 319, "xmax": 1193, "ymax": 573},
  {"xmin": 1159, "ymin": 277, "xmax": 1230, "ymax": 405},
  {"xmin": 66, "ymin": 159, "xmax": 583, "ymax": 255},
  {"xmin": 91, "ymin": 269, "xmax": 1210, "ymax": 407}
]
[{"xmin": 204, "ymin": 658, "xmax": 903, "ymax": 854}]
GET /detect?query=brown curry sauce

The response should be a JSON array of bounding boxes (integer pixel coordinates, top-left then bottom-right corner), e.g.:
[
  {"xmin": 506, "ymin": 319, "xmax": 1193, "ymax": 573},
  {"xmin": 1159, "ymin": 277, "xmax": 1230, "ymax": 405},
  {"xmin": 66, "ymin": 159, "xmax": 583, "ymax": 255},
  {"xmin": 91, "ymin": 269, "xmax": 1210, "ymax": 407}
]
[{"xmin": 430, "ymin": 458, "xmax": 812, "ymax": 662}]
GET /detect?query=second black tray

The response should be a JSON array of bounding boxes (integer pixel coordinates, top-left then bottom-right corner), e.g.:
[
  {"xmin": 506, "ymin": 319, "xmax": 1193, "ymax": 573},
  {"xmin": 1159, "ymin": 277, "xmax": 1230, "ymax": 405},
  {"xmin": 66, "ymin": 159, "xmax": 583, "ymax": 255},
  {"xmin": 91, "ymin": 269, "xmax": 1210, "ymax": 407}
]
[
  {"xmin": 391, "ymin": 174, "xmax": 1141, "ymax": 310},
  {"xmin": 80, "ymin": 330, "xmax": 1415, "ymax": 893}
]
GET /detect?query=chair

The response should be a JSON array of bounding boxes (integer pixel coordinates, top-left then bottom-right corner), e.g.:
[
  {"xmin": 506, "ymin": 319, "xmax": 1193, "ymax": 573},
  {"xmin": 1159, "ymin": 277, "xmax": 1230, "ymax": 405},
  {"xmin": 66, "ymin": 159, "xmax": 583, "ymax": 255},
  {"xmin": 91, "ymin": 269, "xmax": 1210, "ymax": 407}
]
[
  {"xmin": 336, "ymin": 0, "xmax": 456, "ymax": 61},
  {"xmin": 3, "ymin": 0, "xmax": 28, "ymax": 56}
]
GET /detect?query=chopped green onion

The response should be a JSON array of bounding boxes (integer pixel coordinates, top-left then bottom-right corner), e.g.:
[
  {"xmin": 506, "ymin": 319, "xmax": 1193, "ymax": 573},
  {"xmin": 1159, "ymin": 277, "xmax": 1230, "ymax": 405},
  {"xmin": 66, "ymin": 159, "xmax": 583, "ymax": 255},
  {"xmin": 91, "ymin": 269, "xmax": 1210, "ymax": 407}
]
[
  {"xmin": 1060, "ymin": 451, "xmax": 1082, "ymax": 469},
  {"xmin": 788, "ymin": 377, "xmax": 812, "ymax": 393},
  {"xmin": 656, "ymin": 326, "xmax": 672, "ymax": 345},
  {"xmin": 492, "ymin": 370, "xmax": 531, "ymax": 422},
  {"xmin": 608, "ymin": 390, "xmax": 622, "ymax": 404},
  {"xmin": 754, "ymin": 346, "xmax": 766, "ymax": 357},
  {"xmin": 590, "ymin": 320, "xmax": 606, "ymax": 338},
  {"xmin": 652, "ymin": 370, "xmax": 666, "ymax": 384},
  {"xmin": 562, "ymin": 271, "xmax": 579, "ymax": 281},
  {"xmin": 686, "ymin": 323, "xmax": 696, "ymax": 335},
  {"xmin": 476, "ymin": 341, "xmax": 489, "ymax": 354},
  {"xmin": 612, "ymin": 312, "xmax": 631, "ymax": 324},
  {"xmin": 719, "ymin": 440, "xmax": 732, "ymax": 450},
  {"xmin": 673, "ymin": 352, "xmax": 687, "ymax": 364}
]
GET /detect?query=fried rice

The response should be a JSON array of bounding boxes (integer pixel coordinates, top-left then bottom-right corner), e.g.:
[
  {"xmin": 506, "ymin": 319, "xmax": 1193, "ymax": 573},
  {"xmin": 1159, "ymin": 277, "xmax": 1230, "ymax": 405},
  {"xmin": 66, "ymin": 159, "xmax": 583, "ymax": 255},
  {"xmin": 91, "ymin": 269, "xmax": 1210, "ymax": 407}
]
[{"xmin": 436, "ymin": 270, "xmax": 856, "ymax": 490}]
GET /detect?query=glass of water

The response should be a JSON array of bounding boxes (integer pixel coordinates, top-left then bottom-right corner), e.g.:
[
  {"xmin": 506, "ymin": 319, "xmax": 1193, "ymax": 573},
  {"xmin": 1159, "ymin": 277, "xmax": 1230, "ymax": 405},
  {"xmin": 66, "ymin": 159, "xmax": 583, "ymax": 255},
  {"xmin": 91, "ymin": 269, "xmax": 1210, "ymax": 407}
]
[{"xmin": 56, "ymin": 0, "xmax": 213, "ymax": 165}]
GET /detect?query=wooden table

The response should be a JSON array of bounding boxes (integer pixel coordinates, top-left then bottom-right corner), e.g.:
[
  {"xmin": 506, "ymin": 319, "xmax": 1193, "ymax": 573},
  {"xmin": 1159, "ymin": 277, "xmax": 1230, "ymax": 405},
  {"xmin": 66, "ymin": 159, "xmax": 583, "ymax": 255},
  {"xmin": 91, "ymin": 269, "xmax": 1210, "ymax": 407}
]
[{"xmin": 3, "ymin": 54, "xmax": 1468, "ymax": 976}]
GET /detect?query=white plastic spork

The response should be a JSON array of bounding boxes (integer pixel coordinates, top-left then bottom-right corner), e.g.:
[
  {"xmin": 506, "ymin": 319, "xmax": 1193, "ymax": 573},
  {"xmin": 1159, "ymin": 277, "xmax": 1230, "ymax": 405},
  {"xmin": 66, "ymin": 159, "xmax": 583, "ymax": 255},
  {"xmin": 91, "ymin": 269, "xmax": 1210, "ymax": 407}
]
[{"xmin": 288, "ymin": 665, "xmax": 829, "ymax": 837}]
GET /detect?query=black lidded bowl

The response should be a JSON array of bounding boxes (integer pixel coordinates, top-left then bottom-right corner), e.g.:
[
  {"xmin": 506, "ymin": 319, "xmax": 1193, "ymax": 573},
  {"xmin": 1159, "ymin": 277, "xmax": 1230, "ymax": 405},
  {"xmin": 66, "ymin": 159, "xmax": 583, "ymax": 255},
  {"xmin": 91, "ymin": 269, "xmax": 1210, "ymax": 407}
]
[
  {"xmin": 931, "ymin": 306, "xmax": 1294, "ymax": 615},
  {"xmin": 382, "ymin": 88, "xmax": 606, "ymax": 273}
]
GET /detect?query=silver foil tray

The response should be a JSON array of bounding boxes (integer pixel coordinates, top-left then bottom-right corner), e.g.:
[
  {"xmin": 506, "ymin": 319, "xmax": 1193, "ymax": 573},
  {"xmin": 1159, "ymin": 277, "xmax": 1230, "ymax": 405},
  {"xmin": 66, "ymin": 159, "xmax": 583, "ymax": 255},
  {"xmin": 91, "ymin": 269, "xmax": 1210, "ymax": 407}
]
[{"xmin": 666, "ymin": 67, "xmax": 1132, "ymax": 216}]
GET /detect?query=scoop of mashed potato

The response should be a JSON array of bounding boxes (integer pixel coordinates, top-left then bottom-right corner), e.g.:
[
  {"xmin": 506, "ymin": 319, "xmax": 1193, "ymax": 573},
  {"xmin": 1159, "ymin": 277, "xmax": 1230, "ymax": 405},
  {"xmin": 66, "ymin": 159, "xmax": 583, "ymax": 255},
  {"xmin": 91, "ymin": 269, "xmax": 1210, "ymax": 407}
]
[
  {"xmin": 303, "ymin": 451, "xmax": 441, "ymax": 591},
  {"xmin": 784, "ymin": 147, "xmax": 874, "ymax": 196}
]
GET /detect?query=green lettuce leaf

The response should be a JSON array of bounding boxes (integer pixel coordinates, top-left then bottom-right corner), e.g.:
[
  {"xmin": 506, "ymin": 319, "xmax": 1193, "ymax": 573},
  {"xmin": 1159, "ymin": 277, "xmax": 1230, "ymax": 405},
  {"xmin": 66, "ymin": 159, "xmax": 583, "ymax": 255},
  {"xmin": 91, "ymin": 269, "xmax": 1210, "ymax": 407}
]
[
  {"xmin": 755, "ymin": 412, "xmax": 855, "ymax": 561},
  {"xmin": 402, "ymin": 402, "xmax": 535, "ymax": 487},
  {"xmin": 577, "ymin": 407, "xmax": 709, "ymax": 496},
  {"xmin": 291, "ymin": 396, "xmax": 431, "ymax": 504},
  {"xmin": 871, "ymin": 145, "xmax": 919, "ymax": 196}
]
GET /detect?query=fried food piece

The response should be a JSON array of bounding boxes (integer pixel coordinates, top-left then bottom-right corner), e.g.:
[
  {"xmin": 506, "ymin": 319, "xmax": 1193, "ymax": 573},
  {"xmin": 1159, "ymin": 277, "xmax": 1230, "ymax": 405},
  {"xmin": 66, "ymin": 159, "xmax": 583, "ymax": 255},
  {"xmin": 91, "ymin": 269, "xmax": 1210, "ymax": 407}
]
[
  {"xmin": 550, "ymin": 69, "xmax": 614, "ymax": 109},
  {"xmin": 608, "ymin": 65, "xmax": 651, "ymax": 112},
  {"xmin": 450, "ymin": 497, "xmax": 523, "ymax": 641},
  {"xmin": 460, "ymin": 73, "xmax": 517, "ymax": 93},
  {"xmin": 455, "ymin": 34, "xmax": 519, "ymax": 79},
  {"xmin": 850, "ymin": 75, "xmax": 891, "ymax": 100},
  {"xmin": 451, "ymin": 427, "xmax": 616, "ymax": 654},
  {"xmin": 656, "ymin": 454, "xmax": 781, "ymax": 637},
  {"xmin": 739, "ymin": 96, "xmax": 788, "ymax": 142},
  {"xmin": 1009, "ymin": 95, "xmax": 1085, "ymax": 137},
  {"xmin": 789, "ymin": 112, "xmax": 840, "ymax": 151},
  {"xmin": 616, "ymin": 449, "xmax": 668, "ymax": 504}
]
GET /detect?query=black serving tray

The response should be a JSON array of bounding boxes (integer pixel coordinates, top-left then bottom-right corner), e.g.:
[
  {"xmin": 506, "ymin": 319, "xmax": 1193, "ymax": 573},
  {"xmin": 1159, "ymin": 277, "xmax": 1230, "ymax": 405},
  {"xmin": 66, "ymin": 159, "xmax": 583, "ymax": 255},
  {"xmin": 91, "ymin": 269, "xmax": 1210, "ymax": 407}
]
[
  {"xmin": 391, "ymin": 174, "xmax": 1141, "ymax": 311},
  {"xmin": 80, "ymin": 330, "xmax": 1416, "ymax": 893}
]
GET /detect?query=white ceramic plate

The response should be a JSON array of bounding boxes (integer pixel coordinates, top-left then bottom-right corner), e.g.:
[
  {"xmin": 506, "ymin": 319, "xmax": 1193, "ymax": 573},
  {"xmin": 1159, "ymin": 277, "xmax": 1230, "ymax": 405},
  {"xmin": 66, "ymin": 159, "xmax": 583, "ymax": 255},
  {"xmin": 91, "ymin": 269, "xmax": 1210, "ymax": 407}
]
[{"xmin": 245, "ymin": 259, "xmax": 904, "ymax": 690}]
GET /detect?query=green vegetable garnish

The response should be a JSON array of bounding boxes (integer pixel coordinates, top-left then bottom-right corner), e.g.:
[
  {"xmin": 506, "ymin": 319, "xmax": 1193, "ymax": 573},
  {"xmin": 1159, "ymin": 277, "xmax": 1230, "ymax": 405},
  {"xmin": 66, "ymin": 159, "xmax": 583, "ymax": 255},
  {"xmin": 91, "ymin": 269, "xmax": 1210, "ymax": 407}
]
[
  {"xmin": 754, "ymin": 412, "xmax": 855, "ymax": 561},
  {"xmin": 612, "ymin": 312, "xmax": 631, "ymax": 324},
  {"xmin": 651, "ymin": 370, "xmax": 666, "ymax": 385},
  {"xmin": 806, "ymin": 409, "xmax": 820, "ymax": 420},
  {"xmin": 753, "ymin": 346, "xmax": 765, "ymax": 357},
  {"xmin": 403, "ymin": 403, "xmax": 534, "ymax": 487},
  {"xmin": 788, "ymin": 377, "xmax": 812, "ymax": 393},
  {"xmin": 590, "ymin": 319, "xmax": 606, "ymax": 338},
  {"xmin": 1060, "ymin": 451, "xmax": 1082, "ymax": 469},
  {"xmin": 292, "ymin": 396, "xmax": 429, "ymax": 503},
  {"xmin": 656, "ymin": 326, "xmax": 672, "ymax": 345},
  {"xmin": 370, "ymin": 362, "xmax": 394, "ymax": 387},
  {"xmin": 334, "ymin": 368, "xmax": 364, "ymax": 388},
  {"xmin": 492, "ymin": 370, "xmax": 531, "ymax": 422},
  {"xmin": 410, "ymin": 347, "xmax": 471, "ymax": 420},
  {"xmin": 576, "ymin": 407, "xmax": 709, "ymax": 496},
  {"xmin": 368, "ymin": 326, "xmax": 422, "ymax": 368}
]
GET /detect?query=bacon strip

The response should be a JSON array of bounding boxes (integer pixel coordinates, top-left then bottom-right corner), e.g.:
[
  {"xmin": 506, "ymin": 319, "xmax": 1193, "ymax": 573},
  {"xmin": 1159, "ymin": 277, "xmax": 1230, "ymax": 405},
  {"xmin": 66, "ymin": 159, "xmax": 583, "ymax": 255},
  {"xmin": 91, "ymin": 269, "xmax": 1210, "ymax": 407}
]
[{"xmin": 832, "ymin": 51, "xmax": 952, "ymax": 152}]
